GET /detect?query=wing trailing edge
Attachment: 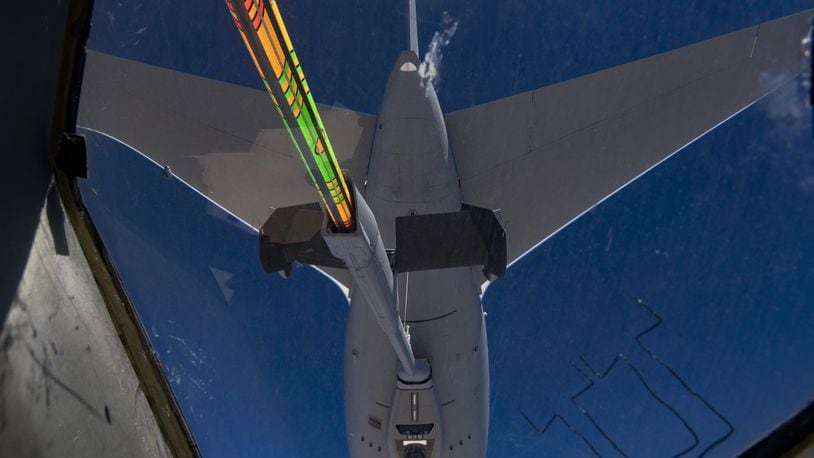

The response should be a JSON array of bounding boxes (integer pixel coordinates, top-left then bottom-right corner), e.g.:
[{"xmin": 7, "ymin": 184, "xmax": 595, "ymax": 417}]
[{"xmin": 446, "ymin": 9, "xmax": 814, "ymax": 265}]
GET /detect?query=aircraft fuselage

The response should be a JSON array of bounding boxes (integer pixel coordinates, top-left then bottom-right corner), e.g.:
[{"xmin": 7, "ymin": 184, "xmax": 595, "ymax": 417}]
[{"xmin": 343, "ymin": 51, "xmax": 490, "ymax": 458}]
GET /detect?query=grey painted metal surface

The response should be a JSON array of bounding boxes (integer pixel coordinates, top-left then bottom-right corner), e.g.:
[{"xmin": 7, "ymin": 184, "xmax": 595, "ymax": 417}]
[
  {"xmin": 323, "ymin": 186, "xmax": 418, "ymax": 378},
  {"xmin": 79, "ymin": 51, "xmax": 376, "ymax": 232},
  {"xmin": 0, "ymin": 188, "xmax": 171, "ymax": 458},
  {"xmin": 75, "ymin": 6, "xmax": 814, "ymax": 457},
  {"xmin": 79, "ymin": 9, "xmax": 814, "ymax": 279},
  {"xmin": 446, "ymin": 9, "xmax": 814, "ymax": 265},
  {"xmin": 394, "ymin": 204, "xmax": 505, "ymax": 277},
  {"xmin": 364, "ymin": 50, "xmax": 461, "ymax": 247},
  {"xmin": 79, "ymin": 50, "xmax": 373, "ymax": 289},
  {"xmin": 343, "ymin": 44, "xmax": 489, "ymax": 456},
  {"xmin": 407, "ymin": 0, "xmax": 419, "ymax": 55},
  {"xmin": 344, "ymin": 265, "xmax": 488, "ymax": 458}
]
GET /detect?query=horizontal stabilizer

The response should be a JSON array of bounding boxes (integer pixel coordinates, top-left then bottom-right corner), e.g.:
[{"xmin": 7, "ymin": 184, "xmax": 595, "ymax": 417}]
[
  {"xmin": 395, "ymin": 204, "xmax": 506, "ymax": 278},
  {"xmin": 259, "ymin": 202, "xmax": 345, "ymax": 276}
]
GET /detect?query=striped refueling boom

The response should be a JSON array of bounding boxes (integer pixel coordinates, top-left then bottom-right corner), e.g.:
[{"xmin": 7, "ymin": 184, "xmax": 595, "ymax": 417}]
[{"xmin": 224, "ymin": 0, "xmax": 354, "ymax": 231}]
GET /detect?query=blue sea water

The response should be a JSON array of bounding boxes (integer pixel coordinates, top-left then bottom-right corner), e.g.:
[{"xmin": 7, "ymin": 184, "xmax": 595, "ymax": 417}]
[{"xmin": 80, "ymin": 1, "xmax": 814, "ymax": 456}]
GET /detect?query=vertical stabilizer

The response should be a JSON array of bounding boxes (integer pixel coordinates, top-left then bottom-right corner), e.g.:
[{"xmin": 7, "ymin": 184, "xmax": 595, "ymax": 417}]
[{"xmin": 408, "ymin": 0, "xmax": 418, "ymax": 54}]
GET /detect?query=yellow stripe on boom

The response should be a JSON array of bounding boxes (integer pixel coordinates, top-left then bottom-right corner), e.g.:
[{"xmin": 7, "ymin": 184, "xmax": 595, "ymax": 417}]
[{"xmin": 225, "ymin": 0, "xmax": 354, "ymax": 231}]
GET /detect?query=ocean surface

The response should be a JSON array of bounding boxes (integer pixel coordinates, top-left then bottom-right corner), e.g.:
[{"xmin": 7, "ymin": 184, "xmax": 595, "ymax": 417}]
[{"xmin": 79, "ymin": 1, "xmax": 814, "ymax": 456}]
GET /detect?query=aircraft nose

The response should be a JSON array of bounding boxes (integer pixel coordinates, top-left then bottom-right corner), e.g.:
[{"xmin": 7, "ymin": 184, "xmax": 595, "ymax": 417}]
[
  {"xmin": 385, "ymin": 50, "xmax": 423, "ymax": 94},
  {"xmin": 380, "ymin": 50, "xmax": 437, "ymax": 122}
]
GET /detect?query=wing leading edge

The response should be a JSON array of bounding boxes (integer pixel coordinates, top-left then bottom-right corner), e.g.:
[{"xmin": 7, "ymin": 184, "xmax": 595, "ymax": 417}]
[
  {"xmin": 78, "ymin": 51, "xmax": 375, "ymax": 232},
  {"xmin": 79, "ymin": 52, "xmax": 375, "ymax": 290},
  {"xmin": 447, "ymin": 9, "xmax": 813, "ymax": 265}
]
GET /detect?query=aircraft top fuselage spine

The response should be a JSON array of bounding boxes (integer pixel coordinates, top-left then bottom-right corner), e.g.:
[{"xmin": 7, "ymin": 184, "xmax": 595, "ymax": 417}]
[{"xmin": 342, "ymin": 3, "xmax": 490, "ymax": 457}]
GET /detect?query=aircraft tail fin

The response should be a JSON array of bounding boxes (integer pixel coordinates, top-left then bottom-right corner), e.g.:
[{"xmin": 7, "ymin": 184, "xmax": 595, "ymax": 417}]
[{"xmin": 407, "ymin": 0, "xmax": 418, "ymax": 54}]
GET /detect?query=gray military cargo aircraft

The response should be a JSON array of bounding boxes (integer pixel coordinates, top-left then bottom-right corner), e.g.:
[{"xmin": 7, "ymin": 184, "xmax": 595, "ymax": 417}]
[{"xmin": 77, "ymin": 1, "xmax": 814, "ymax": 456}]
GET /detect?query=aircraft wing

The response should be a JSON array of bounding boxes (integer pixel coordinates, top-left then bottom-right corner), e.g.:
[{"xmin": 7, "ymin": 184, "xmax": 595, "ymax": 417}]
[
  {"xmin": 79, "ymin": 51, "xmax": 376, "ymax": 289},
  {"xmin": 446, "ymin": 9, "xmax": 813, "ymax": 265},
  {"xmin": 79, "ymin": 51, "xmax": 375, "ymax": 233}
]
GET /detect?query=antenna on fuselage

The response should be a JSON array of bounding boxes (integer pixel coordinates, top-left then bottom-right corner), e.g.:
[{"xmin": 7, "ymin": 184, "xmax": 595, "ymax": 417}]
[{"xmin": 408, "ymin": 0, "xmax": 419, "ymax": 54}]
